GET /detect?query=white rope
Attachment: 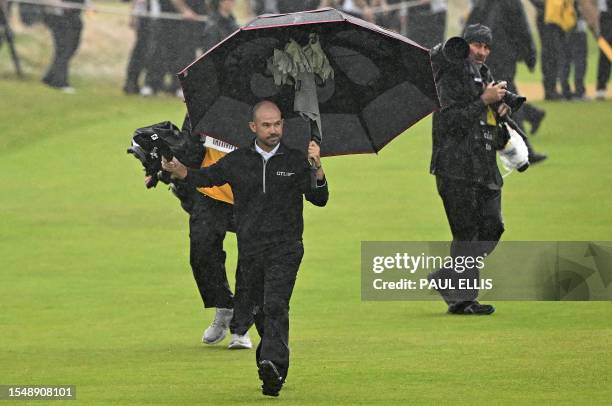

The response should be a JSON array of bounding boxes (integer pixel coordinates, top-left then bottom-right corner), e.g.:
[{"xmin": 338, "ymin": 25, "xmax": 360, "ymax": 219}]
[
  {"xmin": 7, "ymin": 0, "xmax": 209, "ymax": 22},
  {"xmin": 366, "ymin": 0, "xmax": 428, "ymax": 16}
]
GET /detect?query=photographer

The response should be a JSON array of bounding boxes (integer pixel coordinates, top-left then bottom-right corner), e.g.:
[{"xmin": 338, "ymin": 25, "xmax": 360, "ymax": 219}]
[{"xmin": 429, "ymin": 24, "xmax": 509, "ymax": 315}]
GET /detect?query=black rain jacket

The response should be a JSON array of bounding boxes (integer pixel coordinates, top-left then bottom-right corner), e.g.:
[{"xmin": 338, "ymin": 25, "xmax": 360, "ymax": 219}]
[
  {"xmin": 430, "ymin": 61, "xmax": 504, "ymax": 189},
  {"xmin": 185, "ymin": 142, "xmax": 329, "ymax": 256}
]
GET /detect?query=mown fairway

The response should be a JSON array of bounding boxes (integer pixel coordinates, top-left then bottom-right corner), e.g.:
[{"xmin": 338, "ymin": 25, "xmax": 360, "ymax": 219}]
[{"xmin": 1, "ymin": 77, "xmax": 611, "ymax": 405}]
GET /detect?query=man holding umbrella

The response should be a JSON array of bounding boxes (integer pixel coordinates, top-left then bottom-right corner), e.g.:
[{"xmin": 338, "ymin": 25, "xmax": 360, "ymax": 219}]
[
  {"xmin": 170, "ymin": 9, "xmax": 438, "ymax": 393},
  {"xmin": 162, "ymin": 100, "xmax": 329, "ymax": 397}
]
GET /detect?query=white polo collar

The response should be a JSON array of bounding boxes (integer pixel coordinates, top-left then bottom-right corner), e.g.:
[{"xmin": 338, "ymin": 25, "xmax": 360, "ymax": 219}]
[{"xmin": 255, "ymin": 141, "xmax": 280, "ymax": 162}]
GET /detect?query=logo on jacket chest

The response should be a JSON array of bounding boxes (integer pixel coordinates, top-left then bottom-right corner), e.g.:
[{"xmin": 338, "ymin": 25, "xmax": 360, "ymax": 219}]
[{"xmin": 276, "ymin": 171, "xmax": 295, "ymax": 177}]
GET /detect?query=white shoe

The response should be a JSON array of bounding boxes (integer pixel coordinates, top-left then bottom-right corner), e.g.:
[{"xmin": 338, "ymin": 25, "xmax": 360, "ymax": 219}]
[
  {"xmin": 595, "ymin": 89, "xmax": 606, "ymax": 100},
  {"xmin": 228, "ymin": 333, "xmax": 252, "ymax": 350},
  {"xmin": 202, "ymin": 308, "xmax": 233, "ymax": 344},
  {"xmin": 140, "ymin": 85, "xmax": 154, "ymax": 97},
  {"xmin": 60, "ymin": 86, "xmax": 75, "ymax": 94}
]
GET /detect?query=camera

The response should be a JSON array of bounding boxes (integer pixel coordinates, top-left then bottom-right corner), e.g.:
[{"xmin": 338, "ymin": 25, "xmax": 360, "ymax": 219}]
[
  {"xmin": 494, "ymin": 81, "xmax": 527, "ymax": 111},
  {"xmin": 429, "ymin": 36, "xmax": 470, "ymax": 79}
]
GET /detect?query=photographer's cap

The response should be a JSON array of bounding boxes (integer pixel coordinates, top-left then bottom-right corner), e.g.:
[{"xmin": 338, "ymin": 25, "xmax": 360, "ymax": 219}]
[{"xmin": 463, "ymin": 24, "xmax": 493, "ymax": 46}]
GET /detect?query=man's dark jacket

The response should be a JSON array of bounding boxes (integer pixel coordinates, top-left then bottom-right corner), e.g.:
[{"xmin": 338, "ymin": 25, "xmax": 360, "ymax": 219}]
[
  {"xmin": 466, "ymin": 0, "xmax": 537, "ymax": 75},
  {"xmin": 430, "ymin": 60, "xmax": 503, "ymax": 189},
  {"xmin": 185, "ymin": 142, "xmax": 329, "ymax": 257}
]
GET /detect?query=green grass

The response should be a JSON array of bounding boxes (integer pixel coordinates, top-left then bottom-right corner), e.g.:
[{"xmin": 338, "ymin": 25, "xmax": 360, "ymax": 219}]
[{"xmin": 0, "ymin": 78, "xmax": 611, "ymax": 405}]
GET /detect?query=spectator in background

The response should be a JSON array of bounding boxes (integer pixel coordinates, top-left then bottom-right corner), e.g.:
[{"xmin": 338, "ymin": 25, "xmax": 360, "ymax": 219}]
[
  {"xmin": 249, "ymin": 1, "xmax": 326, "ymax": 17},
  {"xmin": 596, "ymin": 0, "xmax": 612, "ymax": 100},
  {"xmin": 176, "ymin": 0, "xmax": 206, "ymax": 77},
  {"xmin": 561, "ymin": 9, "xmax": 589, "ymax": 100},
  {"xmin": 250, "ymin": 0, "xmax": 276, "ymax": 15},
  {"xmin": 201, "ymin": 0, "xmax": 238, "ymax": 53},
  {"xmin": 319, "ymin": 0, "xmax": 375, "ymax": 22},
  {"xmin": 529, "ymin": 0, "xmax": 575, "ymax": 101},
  {"xmin": 141, "ymin": 0, "xmax": 205, "ymax": 97},
  {"xmin": 467, "ymin": 0, "xmax": 547, "ymax": 164},
  {"xmin": 42, "ymin": 0, "xmax": 85, "ymax": 93},
  {"xmin": 406, "ymin": 0, "xmax": 448, "ymax": 48},
  {"xmin": 276, "ymin": 0, "xmax": 320, "ymax": 13},
  {"xmin": 374, "ymin": 0, "xmax": 401, "ymax": 32},
  {"xmin": 123, "ymin": 0, "xmax": 154, "ymax": 94}
]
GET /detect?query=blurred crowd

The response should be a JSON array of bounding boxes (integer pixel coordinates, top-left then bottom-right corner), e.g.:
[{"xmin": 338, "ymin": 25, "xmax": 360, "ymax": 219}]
[
  {"xmin": 122, "ymin": 0, "xmax": 450, "ymax": 97},
  {"xmin": 1, "ymin": 0, "xmax": 610, "ymax": 100}
]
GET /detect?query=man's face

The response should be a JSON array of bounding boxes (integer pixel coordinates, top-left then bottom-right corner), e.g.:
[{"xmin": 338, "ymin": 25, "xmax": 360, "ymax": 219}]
[
  {"xmin": 250, "ymin": 103, "xmax": 283, "ymax": 150},
  {"xmin": 468, "ymin": 42, "xmax": 490, "ymax": 66}
]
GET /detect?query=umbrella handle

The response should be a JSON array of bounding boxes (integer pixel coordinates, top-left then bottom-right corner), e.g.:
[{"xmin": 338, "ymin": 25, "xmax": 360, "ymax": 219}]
[{"xmin": 308, "ymin": 119, "xmax": 322, "ymax": 189}]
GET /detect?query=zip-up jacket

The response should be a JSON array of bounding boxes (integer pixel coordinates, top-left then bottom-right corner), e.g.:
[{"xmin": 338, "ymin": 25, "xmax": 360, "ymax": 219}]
[
  {"xmin": 430, "ymin": 61, "xmax": 504, "ymax": 189},
  {"xmin": 184, "ymin": 142, "xmax": 329, "ymax": 257}
]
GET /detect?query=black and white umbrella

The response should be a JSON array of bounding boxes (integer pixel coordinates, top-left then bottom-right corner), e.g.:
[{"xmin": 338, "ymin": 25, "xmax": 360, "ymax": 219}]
[{"xmin": 178, "ymin": 8, "xmax": 439, "ymax": 156}]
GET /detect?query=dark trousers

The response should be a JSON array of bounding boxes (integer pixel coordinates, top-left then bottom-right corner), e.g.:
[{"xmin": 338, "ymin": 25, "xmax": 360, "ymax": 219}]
[
  {"xmin": 561, "ymin": 28, "xmax": 587, "ymax": 98},
  {"xmin": 238, "ymin": 241, "xmax": 304, "ymax": 380},
  {"xmin": 124, "ymin": 17, "xmax": 153, "ymax": 92},
  {"xmin": 537, "ymin": 20, "xmax": 569, "ymax": 97},
  {"xmin": 431, "ymin": 176, "xmax": 504, "ymax": 303},
  {"xmin": 597, "ymin": 12, "xmax": 612, "ymax": 91},
  {"xmin": 176, "ymin": 20, "xmax": 203, "ymax": 69},
  {"xmin": 145, "ymin": 18, "xmax": 202, "ymax": 93},
  {"xmin": 189, "ymin": 193, "xmax": 253, "ymax": 333},
  {"xmin": 145, "ymin": 18, "xmax": 183, "ymax": 93},
  {"xmin": 42, "ymin": 13, "xmax": 82, "ymax": 88}
]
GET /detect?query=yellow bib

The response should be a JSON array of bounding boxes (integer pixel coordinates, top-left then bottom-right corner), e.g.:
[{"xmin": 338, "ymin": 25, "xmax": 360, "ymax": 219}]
[
  {"xmin": 486, "ymin": 106, "xmax": 497, "ymax": 126},
  {"xmin": 544, "ymin": 0, "xmax": 577, "ymax": 32},
  {"xmin": 197, "ymin": 148, "xmax": 234, "ymax": 204}
]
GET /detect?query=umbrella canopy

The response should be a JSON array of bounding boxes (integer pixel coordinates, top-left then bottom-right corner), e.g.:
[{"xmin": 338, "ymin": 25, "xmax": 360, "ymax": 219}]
[{"xmin": 178, "ymin": 8, "xmax": 440, "ymax": 156}]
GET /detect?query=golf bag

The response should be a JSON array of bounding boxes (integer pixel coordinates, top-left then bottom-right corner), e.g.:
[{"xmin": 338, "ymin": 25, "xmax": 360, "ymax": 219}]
[{"xmin": 127, "ymin": 119, "xmax": 204, "ymax": 213}]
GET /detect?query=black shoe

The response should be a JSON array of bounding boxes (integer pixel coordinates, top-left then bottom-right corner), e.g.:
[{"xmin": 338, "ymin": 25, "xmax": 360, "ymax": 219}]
[
  {"xmin": 258, "ymin": 360, "xmax": 283, "ymax": 397},
  {"xmin": 530, "ymin": 110, "xmax": 546, "ymax": 135},
  {"xmin": 529, "ymin": 152, "xmax": 548, "ymax": 165},
  {"xmin": 571, "ymin": 93, "xmax": 591, "ymax": 102},
  {"xmin": 123, "ymin": 83, "xmax": 140, "ymax": 95},
  {"xmin": 42, "ymin": 77, "xmax": 68, "ymax": 89},
  {"xmin": 448, "ymin": 301, "xmax": 495, "ymax": 315}
]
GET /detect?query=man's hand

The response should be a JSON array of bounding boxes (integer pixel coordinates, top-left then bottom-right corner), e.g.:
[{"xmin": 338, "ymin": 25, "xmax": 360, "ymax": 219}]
[
  {"xmin": 161, "ymin": 157, "xmax": 188, "ymax": 180},
  {"xmin": 308, "ymin": 141, "xmax": 321, "ymax": 167},
  {"xmin": 307, "ymin": 141, "xmax": 325, "ymax": 181},
  {"xmin": 481, "ymin": 81, "xmax": 507, "ymax": 105},
  {"xmin": 171, "ymin": 0, "xmax": 198, "ymax": 21},
  {"xmin": 181, "ymin": 8, "xmax": 198, "ymax": 21},
  {"xmin": 497, "ymin": 103, "xmax": 511, "ymax": 118}
]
